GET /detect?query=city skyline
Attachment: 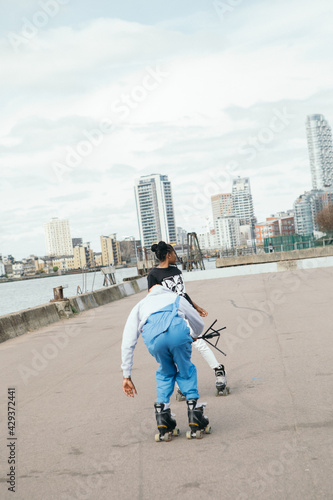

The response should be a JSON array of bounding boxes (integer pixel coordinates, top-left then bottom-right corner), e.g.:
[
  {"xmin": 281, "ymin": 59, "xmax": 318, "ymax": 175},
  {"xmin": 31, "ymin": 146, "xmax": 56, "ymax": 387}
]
[{"xmin": 1, "ymin": 1, "xmax": 333, "ymax": 259}]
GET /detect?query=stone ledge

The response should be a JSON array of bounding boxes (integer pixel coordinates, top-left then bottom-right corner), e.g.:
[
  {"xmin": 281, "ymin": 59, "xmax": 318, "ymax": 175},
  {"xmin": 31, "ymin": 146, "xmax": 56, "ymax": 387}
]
[
  {"xmin": 216, "ymin": 245, "xmax": 333, "ymax": 268},
  {"xmin": 0, "ymin": 277, "xmax": 147, "ymax": 344}
]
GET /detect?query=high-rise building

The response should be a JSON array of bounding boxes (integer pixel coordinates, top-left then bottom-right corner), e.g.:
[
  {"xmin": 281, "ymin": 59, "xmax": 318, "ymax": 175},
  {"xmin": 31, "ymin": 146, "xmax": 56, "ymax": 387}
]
[
  {"xmin": 44, "ymin": 218, "xmax": 73, "ymax": 256},
  {"xmin": 211, "ymin": 193, "xmax": 233, "ymax": 220},
  {"xmin": 232, "ymin": 177, "xmax": 256, "ymax": 227},
  {"xmin": 100, "ymin": 234, "xmax": 121, "ymax": 266},
  {"xmin": 134, "ymin": 174, "xmax": 176, "ymax": 248},
  {"xmin": 306, "ymin": 114, "xmax": 333, "ymax": 189},
  {"xmin": 294, "ymin": 189, "xmax": 333, "ymax": 236},
  {"xmin": 211, "ymin": 193, "xmax": 233, "ymax": 249},
  {"xmin": 176, "ymin": 227, "xmax": 187, "ymax": 246}
]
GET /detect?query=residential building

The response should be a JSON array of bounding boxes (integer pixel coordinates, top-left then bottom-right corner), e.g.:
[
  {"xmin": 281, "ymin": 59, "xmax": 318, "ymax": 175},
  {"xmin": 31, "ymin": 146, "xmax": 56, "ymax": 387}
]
[
  {"xmin": 211, "ymin": 193, "xmax": 233, "ymax": 220},
  {"xmin": 119, "ymin": 238, "xmax": 140, "ymax": 264},
  {"xmin": 306, "ymin": 114, "xmax": 333, "ymax": 189},
  {"xmin": 176, "ymin": 227, "xmax": 187, "ymax": 246},
  {"xmin": 232, "ymin": 177, "xmax": 256, "ymax": 229},
  {"xmin": 100, "ymin": 234, "xmax": 121, "ymax": 266},
  {"xmin": 211, "ymin": 193, "xmax": 233, "ymax": 249},
  {"xmin": 4, "ymin": 263, "xmax": 13, "ymax": 277},
  {"xmin": 134, "ymin": 174, "xmax": 176, "ymax": 248},
  {"xmin": 0, "ymin": 261, "xmax": 5, "ymax": 276},
  {"xmin": 51, "ymin": 256, "xmax": 75, "ymax": 271},
  {"xmin": 255, "ymin": 220, "xmax": 280, "ymax": 245},
  {"xmin": 44, "ymin": 218, "xmax": 73, "ymax": 256},
  {"xmin": 197, "ymin": 230, "xmax": 216, "ymax": 250},
  {"xmin": 215, "ymin": 216, "xmax": 241, "ymax": 249},
  {"xmin": 294, "ymin": 189, "xmax": 333, "ymax": 236},
  {"xmin": 12, "ymin": 262, "xmax": 24, "ymax": 277},
  {"xmin": 266, "ymin": 211, "xmax": 295, "ymax": 236},
  {"xmin": 72, "ymin": 237, "xmax": 83, "ymax": 247},
  {"xmin": 256, "ymin": 211, "xmax": 295, "ymax": 244},
  {"xmin": 73, "ymin": 242, "xmax": 95, "ymax": 269},
  {"xmin": 94, "ymin": 253, "xmax": 103, "ymax": 267}
]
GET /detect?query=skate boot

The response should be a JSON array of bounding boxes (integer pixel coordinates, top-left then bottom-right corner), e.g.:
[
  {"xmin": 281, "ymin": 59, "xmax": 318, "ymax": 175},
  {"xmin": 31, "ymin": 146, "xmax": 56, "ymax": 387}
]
[
  {"xmin": 154, "ymin": 403, "xmax": 180, "ymax": 442},
  {"xmin": 186, "ymin": 399, "xmax": 211, "ymax": 439},
  {"xmin": 215, "ymin": 364, "xmax": 230, "ymax": 397},
  {"xmin": 175, "ymin": 388, "xmax": 186, "ymax": 402}
]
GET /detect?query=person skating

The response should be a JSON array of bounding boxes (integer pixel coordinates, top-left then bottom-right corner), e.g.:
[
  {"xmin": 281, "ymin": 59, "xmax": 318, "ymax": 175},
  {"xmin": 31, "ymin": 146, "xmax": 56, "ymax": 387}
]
[
  {"xmin": 148, "ymin": 241, "xmax": 228, "ymax": 398},
  {"xmin": 121, "ymin": 284, "xmax": 211, "ymax": 441}
]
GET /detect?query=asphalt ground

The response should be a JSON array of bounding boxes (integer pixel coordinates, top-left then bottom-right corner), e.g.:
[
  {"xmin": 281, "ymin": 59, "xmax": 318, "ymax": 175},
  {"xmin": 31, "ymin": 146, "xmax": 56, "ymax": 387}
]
[{"xmin": 0, "ymin": 267, "xmax": 333, "ymax": 500}]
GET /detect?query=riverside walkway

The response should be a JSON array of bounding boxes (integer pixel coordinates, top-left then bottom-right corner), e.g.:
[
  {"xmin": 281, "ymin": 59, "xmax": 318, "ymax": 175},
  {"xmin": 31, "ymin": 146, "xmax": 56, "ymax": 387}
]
[{"xmin": 0, "ymin": 267, "xmax": 333, "ymax": 500}]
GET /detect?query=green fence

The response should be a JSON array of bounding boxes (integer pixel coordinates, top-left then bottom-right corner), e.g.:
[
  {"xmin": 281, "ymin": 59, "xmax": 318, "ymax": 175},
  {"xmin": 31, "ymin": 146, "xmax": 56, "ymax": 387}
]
[{"xmin": 264, "ymin": 234, "xmax": 316, "ymax": 253}]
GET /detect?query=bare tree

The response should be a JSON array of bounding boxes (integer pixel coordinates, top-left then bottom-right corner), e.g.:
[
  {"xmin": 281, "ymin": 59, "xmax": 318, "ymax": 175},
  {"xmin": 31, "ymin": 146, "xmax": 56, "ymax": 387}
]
[{"xmin": 316, "ymin": 205, "xmax": 333, "ymax": 235}]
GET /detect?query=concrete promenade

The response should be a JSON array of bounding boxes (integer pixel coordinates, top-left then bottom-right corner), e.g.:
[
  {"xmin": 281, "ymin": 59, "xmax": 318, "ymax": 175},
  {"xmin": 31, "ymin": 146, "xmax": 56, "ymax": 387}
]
[{"xmin": 0, "ymin": 267, "xmax": 333, "ymax": 500}]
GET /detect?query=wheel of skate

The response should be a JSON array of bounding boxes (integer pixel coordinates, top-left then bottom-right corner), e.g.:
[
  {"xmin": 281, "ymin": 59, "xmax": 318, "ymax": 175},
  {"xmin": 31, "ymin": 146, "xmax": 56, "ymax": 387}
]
[
  {"xmin": 227, "ymin": 386, "xmax": 230, "ymax": 394},
  {"xmin": 155, "ymin": 434, "xmax": 161, "ymax": 442},
  {"xmin": 186, "ymin": 431, "xmax": 192, "ymax": 439},
  {"xmin": 163, "ymin": 433, "xmax": 172, "ymax": 442},
  {"xmin": 173, "ymin": 428, "xmax": 180, "ymax": 436},
  {"xmin": 215, "ymin": 388, "xmax": 220, "ymax": 397},
  {"xmin": 205, "ymin": 425, "xmax": 212, "ymax": 434},
  {"xmin": 222, "ymin": 388, "xmax": 228, "ymax": 396},
  {"xmin": 195, "ymin": 430, "xmax": 203, "ymax": 439}
]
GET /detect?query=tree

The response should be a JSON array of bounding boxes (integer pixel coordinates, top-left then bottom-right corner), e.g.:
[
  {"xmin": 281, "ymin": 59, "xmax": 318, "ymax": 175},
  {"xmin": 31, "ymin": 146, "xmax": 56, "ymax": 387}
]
[
  {"xmin": 316, "ymin": 205, "xmax": 333, "ymax": 236},
  {"xmin": 53, "ymin": 266, "xmax": 59, "ymax": 272}
]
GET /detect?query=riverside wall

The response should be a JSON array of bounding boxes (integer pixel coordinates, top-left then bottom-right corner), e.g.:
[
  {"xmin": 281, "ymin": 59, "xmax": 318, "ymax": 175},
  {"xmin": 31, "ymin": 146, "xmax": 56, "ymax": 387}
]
[
  {"xmin": 0, "ymin": 277, "xmax": 147, "ymax": 344},
  {"xmin": 216, "ymin": 245, "xmax": 333, "ymax": 268},
  {"xmin": 3, "ymin": 248, "xmax": 333, "ymax": 345}
]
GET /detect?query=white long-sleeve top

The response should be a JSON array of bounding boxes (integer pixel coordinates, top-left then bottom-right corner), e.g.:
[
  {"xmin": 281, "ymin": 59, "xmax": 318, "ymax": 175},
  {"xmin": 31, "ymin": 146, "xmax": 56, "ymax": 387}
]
[{"xmin": 121, "ymin": 285, "xmax": 204, "ymax": 378}]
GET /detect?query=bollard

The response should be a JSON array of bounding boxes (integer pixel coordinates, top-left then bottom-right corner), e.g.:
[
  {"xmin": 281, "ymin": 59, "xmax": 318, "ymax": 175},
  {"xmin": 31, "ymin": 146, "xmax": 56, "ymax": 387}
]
[{"xmin": 52, "ymin": 286, "xmax": 64, "ymax": 301}]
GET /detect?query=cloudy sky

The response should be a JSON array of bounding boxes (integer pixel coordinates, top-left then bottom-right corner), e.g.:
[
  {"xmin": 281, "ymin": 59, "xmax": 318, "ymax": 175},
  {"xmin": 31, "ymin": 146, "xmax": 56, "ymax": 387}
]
[{"xmin": 1, "ymin": 0, "xmax": 333, "ymax": 259}]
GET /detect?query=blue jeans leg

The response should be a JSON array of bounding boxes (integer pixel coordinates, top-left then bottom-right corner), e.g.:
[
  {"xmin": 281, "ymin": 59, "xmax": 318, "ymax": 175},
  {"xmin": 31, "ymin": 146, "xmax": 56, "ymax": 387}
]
[
  {"xmin": 172, "ymin": 341, "xmax": 199, "ymax": 400},
  {"xmin": 151, "ymin": 334, "xmax": 177, "ymax": 403}
]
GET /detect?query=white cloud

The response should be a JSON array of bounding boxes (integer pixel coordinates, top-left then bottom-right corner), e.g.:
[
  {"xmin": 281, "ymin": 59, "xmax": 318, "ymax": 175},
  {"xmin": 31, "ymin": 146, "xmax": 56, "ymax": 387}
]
[{"xmin": 1, "ymin": 1, "xmax": 333, "ymax": 258}]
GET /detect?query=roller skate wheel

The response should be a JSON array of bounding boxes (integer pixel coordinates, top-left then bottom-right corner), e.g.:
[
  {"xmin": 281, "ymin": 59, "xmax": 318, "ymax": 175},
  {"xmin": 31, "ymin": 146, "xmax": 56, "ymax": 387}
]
[
  {"xmin": 205, "ymin": 425, "xmax": 212, "ymax": 434},
  {"xmin": 163, "ymin": 432, "xmax": 172, "ymax": 441},
  {"xmin": 215, "ymin": 388, "xmax": 220, "ymax": 397},
  {"xmin": 173, "ymin": 428, "xmax": 180, "ymax": 436},
  {"xmin": 195, "ymin": 430, "xmax": 203, "ymax": 439},
  {"xmin": 155, "ymin": 434, "xmax": 161, "ymax": 442},
  {"xmin": 186, "ymin": 431, "xmax": 192, "ymax": 439}
]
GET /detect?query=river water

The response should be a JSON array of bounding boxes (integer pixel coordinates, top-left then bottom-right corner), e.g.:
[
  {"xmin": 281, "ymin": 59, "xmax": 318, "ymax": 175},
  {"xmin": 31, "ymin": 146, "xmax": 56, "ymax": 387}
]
[
  {"xmin": 0, "ymin": 260, "xmax": 217, "ymax": 317},
  {"xmin": 0, "ymin": 268, "xmax": 138, "ymax": 316}
]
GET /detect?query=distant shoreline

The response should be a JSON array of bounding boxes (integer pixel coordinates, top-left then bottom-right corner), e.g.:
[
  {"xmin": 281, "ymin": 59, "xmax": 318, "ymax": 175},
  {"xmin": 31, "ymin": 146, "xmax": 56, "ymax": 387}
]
[{"xmin": 0, "ymin": 265, "xmax": 137, "ymax": 284}]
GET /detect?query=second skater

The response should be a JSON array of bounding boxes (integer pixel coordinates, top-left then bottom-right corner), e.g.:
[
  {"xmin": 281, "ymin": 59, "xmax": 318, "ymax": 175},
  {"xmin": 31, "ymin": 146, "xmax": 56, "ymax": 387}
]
[{"xmin": 121, "ymin": 284, "xmax": 211, "ymax": 441}]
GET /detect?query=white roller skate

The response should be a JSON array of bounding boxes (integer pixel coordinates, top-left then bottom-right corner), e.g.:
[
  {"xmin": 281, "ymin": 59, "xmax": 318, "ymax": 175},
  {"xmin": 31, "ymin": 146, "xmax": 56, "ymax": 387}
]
[{"xmin": 215, "ymin": 364, "xmax": 230, "ymax": 397}]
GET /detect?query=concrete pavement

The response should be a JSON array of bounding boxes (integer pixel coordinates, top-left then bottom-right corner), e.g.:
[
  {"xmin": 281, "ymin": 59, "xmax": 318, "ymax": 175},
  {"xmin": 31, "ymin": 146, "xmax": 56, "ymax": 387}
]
[{"xmin": 1, "ymin": 267, "xmax": 333, "ymax": 500}]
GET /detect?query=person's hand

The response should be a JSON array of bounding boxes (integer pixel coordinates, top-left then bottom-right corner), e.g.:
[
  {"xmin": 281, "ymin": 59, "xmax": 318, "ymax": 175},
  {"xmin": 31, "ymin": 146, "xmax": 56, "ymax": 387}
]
[
  {"xmin": 196, "ymin": 305, "xmax": 208, "ymax": 317},
  {"xmin": 122, "ymin": 378, "xmax": 137, "ymax": 398}
]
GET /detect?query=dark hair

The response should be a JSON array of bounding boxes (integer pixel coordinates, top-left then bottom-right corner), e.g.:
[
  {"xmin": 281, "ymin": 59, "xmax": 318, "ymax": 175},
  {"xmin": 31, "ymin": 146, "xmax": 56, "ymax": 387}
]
[{"xmin": 151, "ymin": 241, "xmax": 174, "ymax": 262}]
